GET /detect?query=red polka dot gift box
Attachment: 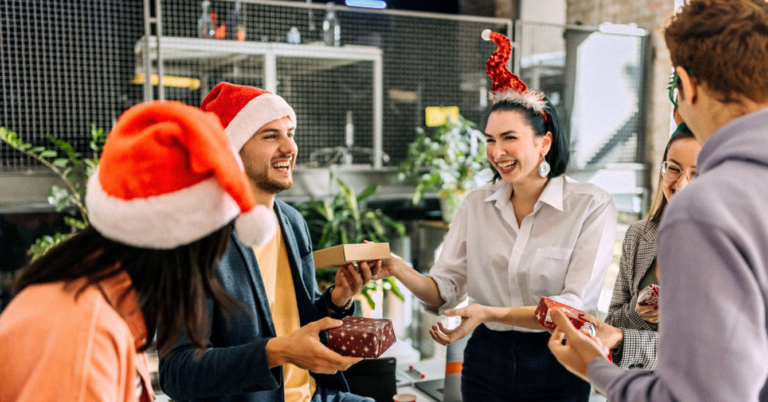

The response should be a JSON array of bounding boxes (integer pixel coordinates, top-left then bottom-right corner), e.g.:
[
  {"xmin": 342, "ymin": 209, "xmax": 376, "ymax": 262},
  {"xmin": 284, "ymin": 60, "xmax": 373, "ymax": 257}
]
[{"xmin": 328, "ymin": 317, "xmax": 396, "ymax": 358}]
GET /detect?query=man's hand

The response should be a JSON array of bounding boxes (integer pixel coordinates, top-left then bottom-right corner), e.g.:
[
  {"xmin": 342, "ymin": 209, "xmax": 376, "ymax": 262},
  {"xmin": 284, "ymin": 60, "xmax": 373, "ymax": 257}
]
[
  {"xmin": 581, "ymin": 314, "xmax": 624, "ymax": 350},
  {"xmin": 266, "ymin": 317, "xmax": 362, "ymax": 374},
  {"xmin": 548, "ymin": 308, "xmax": 608, "ymax": 382},
  {"xmin": 331, "ymin": 261, "xmax": 381, "ymax": 309},
  {"xmin": 635, "ymin": 304, "xmax": 659, "ymax": 324},
  {"xmin": 430, "ymin": 304, "xmax": 490, "ymax": 346}
]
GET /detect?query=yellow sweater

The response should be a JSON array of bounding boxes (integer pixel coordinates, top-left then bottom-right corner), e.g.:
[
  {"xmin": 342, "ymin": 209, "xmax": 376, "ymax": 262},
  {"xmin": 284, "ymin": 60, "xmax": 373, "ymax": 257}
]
[{"xmin": 254, "ymin": 225, "xmax": 316, "ymax": 402}]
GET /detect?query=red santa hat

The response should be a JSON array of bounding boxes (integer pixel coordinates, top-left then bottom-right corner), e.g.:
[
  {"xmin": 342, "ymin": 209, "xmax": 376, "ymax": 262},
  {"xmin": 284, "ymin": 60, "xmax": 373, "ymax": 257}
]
[
  {"xmin": 85, "ymin": 101, "xmax": 277, "ymax": 249},
  {"xmin": 482, "ymin": 29, "xmax": 548, "ymax": 120},
  {"xmin": 201, "ymin": 82, "xmax": 296, "ymax": 151}
]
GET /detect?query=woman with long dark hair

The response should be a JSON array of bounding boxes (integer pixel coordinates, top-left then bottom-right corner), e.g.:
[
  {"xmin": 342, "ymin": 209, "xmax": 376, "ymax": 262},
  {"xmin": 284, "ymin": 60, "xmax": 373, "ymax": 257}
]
[
  {"xmin": 375, "ymin": 30, "xmax": 617, "ymax": 401},
  {"xmin": 0, "ymin": 101, "xmax": 276, "ymax": 402}
]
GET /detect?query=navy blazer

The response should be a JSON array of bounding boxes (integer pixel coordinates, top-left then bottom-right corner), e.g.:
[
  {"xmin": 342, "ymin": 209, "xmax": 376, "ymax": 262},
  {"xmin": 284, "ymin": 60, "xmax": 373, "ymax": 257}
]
[{"xmin": 159, "ymin": 200, "xmax": 352, "ymax": 402}]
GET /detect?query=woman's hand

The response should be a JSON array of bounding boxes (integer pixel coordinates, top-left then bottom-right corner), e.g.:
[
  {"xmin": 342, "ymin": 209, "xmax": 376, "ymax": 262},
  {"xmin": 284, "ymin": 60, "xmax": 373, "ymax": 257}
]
[
  {"xmin": 429, "ymin": 304, "xmax": 490, "ymax": 346},
  {"xmin": 635, "ymin": 304, "xmax": 659, "ymax": 324},
  {"xmin": 363, "ymin": 240, "xmax": 403, "ymax": 279},
  {"xmin": 581, "ymin": 314, "xmax": 624, "ymax": 350}
]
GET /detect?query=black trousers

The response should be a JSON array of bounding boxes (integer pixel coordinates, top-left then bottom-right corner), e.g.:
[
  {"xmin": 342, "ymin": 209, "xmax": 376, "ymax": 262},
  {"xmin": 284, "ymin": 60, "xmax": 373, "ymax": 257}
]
[{"xmin": 461, "ymin": 324, "xmax": 591, "ymax": 402}]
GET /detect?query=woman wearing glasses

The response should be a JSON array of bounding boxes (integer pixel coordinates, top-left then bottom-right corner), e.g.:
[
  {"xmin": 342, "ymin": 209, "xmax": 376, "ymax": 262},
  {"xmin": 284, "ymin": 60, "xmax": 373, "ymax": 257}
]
[{"xmin": 585, "ymin": 120, "xmax": 700, "ymax": 372}]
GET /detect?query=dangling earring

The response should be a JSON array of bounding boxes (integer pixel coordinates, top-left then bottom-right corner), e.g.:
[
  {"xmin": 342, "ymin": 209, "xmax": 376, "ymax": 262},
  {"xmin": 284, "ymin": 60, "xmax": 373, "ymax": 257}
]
[{"xmin": 538, "ymin": 159, "xmax": 550, "ymax": 177}]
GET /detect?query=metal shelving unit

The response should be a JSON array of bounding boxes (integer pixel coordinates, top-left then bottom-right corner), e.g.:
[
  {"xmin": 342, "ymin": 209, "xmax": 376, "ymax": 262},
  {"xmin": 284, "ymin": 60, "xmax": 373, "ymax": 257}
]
[{"xmin": 137, "ymin": 35, "xmax": 384, "ymax": 167}]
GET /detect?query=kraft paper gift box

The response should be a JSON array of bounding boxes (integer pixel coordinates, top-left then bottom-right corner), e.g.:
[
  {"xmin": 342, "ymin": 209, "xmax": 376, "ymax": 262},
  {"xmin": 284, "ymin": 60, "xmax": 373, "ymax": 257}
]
[
  {"xmin": 328, "ymin": 316, "xmax": 396, "ymax": 358},
  {"xmin": 313, "ymin": 243, "xmax": 391, "ymax": 269}
]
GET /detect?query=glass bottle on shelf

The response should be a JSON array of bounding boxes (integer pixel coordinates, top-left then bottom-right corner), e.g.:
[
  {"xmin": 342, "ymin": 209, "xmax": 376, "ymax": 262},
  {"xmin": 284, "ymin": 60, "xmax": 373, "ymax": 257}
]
[
  {"xmin": 287, "ymin": 27, "xmax": 301, "ymax": 45},
  {"xmin": 198, "ymin": 0, "xmax": 214, "ymax": 39},
  {"xmin": 322, "ymin": 2, "xmax": 341, "ymax": 47},
  {"xmin": 228, "ymin": 1, "xmax": 246, "ymax": 41}
]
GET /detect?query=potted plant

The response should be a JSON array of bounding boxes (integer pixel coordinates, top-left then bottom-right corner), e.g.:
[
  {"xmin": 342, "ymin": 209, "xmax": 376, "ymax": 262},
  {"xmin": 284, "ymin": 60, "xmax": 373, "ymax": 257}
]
[
  {"xmin": 0, "ymin": 125, "xmax": 107, "ymax": 259},
  {"xmin": 398, "ymin": 115, "xmax": 489, "ymax": 223},
  {"xmin": 291, "ymin": 178, "xmax": 406, "ymax": 314}
]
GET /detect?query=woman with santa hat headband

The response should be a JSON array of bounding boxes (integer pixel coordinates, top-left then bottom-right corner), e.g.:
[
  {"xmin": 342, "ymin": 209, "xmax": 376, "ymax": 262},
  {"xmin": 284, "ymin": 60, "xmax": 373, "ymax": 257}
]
[
  {"xmin": 0, "ymin": 101, "xmax": 277, "ymax": 402},
  {"xmin": 376, "ymin": 30, "xmax": 617, "ymax": 401}
]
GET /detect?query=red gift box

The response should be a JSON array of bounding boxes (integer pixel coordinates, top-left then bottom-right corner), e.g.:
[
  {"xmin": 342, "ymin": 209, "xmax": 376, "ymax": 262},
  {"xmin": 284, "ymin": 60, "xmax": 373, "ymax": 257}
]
[
  {"xmin": 328, "ymin": 317, "xmax": 396, "ymax": 358},
  {"xmin": 637, "ymin": 284, "xmax": 660, "ymax": 307},
  {"xmin": 535, "ymin": 297, "xmax": 595, "ymax": 337}
]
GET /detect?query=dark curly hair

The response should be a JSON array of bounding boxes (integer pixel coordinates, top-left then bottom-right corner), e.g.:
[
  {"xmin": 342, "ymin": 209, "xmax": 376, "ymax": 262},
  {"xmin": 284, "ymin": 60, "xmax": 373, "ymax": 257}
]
[{"xmin": 665, "ymin": 0, "xmax": 768, "ymax": 104}]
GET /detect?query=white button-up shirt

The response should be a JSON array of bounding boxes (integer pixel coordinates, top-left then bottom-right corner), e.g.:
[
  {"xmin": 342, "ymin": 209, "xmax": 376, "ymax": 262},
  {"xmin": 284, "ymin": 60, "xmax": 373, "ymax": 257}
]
[{"xmin": 426, "ymin": 175, "xmax": 617, "ymax": 332}]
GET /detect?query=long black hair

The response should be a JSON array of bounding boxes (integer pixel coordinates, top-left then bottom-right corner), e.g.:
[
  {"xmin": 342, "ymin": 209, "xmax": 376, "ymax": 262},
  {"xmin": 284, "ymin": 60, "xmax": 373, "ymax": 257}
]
[
  {"xmin": 13, "ymin": 225, "xmax": 238, "ymax": 357},
  {"xmin": 485, "ymin": 97, "xmax": 570, "ymax": 182}
]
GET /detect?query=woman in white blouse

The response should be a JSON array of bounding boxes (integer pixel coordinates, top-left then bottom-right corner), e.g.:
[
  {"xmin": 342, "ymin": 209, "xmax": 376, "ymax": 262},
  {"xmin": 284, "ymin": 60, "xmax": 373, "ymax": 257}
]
[{"xmin": 377, "ymin": 30, "xmax": 617, "ymax": 402}]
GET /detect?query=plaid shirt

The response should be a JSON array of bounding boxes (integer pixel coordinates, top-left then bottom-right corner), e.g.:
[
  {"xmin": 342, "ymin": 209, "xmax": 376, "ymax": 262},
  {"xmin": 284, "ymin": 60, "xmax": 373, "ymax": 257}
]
[{"xmin": 605, "ymin": 220, "xmax": 659, "ymax": 371}]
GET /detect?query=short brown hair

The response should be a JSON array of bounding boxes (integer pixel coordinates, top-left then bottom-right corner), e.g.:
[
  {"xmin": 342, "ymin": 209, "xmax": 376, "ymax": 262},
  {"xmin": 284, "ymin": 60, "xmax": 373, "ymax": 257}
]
[{"xmin": 664, "ymin": 0, "xmax": 768, "ymax": 104}]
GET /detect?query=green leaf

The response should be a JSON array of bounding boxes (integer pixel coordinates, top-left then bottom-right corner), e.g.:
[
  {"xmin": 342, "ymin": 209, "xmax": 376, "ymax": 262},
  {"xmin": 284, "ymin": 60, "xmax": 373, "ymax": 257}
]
[
  {"xmin": 28, "ymin": 232, "xmax": 71, "ymax": 261},
  {"xmin": 357, "ymin": 185, "xmax": 378, "ymax": 202},
  {"xmin": 384, "ymin": 277, "xmax": 405, "ymax": 301},
  {"xmin": 39, "ymin": 150, "xmax": 57, "ymax": 158},
  {"xmin": 47, "ymin": 185, "xmax": 72, "ymax": 212},
  {"xmin": 63, "ymin": 217, "xmax": 88, "ymax": 230},
  {"xmin": 359, "ymin": 289, "xmax": 376, "ymax": 310},
  {"xmin": 52, "ymin": 158, "xmax": 69, "ymax": 168},
  {"xmin": 30, "ymin": 147, "xmax": 46, "ymax": 154}
]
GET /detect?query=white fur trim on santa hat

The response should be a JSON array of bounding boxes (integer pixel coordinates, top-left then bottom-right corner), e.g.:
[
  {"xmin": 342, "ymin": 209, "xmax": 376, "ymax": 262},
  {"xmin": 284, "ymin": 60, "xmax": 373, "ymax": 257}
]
[
  {"xmin": 86, "ymin": 170, "xmax": 241, "ymax": 249},
  {"xmin": 490, "ymin": 89, "xmax": 548, "ymax": 115},
  {"xmin": 235, "ymin": 205, "xmax": 278, "ymax": 247},
  {"xmin": 226, "ymin": 93, "xmax": 296, "ymax": 151}
]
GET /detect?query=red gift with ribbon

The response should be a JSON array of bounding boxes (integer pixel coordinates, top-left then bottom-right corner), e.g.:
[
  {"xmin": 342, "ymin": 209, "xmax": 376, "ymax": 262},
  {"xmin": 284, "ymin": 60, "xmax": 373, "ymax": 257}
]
[
  {"xmin": 535, "ymin": 297, "xmax": 595, "ymax": 336},
  {"xmin": 637, "ymin": 284, "xmax": 660, "ymax": 307}
]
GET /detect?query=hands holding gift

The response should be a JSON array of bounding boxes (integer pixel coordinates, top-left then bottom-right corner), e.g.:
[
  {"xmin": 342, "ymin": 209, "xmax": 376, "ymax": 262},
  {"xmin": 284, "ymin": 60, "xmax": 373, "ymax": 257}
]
[
  {"xmin": 330, "ymin": 260, "xmax": 382, "ymax": 310},
  {"xmin": 580, "ymin": 314, "xmax": 624, "ymax": 350},
  {"xmin": 547, "ymin": 309, "xmax": 610, "ymax": 382},
  {"xmin": 635, "ymin": 304, "xmax": 659, "ymax": 324},
  {"xmin": 266, "ymin": 317, "xmax": 362, "ymax": 374},
  {"xmin": 635, "ymin": 284, "xmax": 660, "ymax": 324}
]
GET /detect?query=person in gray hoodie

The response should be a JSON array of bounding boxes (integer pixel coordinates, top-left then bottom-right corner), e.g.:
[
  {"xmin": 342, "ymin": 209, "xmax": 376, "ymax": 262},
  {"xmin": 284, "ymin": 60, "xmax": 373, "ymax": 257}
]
[{"xmin": 546, "ymin": 0, "xmax": 768, "ymax": 401}]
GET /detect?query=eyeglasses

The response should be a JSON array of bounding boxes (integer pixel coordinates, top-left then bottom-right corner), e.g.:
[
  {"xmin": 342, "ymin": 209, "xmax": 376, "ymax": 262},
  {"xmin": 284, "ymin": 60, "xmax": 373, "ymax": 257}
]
[
  {"xmin": 661, "ymin": 161, "xmax": 696, "ymax": 182},
  {"xmin": 667, "ymin": 68, "xmax": 695, "ymax": 109}
]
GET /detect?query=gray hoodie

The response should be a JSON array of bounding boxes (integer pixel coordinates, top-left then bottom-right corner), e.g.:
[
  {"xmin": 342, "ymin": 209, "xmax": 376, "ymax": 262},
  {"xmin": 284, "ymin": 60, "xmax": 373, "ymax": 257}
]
[{"xmin": 588, "ymin": 108, "xmax": 768, "ymax": 401}]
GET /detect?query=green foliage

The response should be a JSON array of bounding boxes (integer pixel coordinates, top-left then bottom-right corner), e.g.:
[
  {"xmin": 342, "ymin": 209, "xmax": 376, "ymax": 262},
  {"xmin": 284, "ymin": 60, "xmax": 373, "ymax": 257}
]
[
  {"xmin": 398, "ymin": 115, "xmax": 488, "ymax": 207},
  {"xmin": 0, "ymin": 125, "xmax": 107, "ymax": 260},
  {"xmin": 292, "ymin": 178, "xmax": 406, "ymax": 309}
]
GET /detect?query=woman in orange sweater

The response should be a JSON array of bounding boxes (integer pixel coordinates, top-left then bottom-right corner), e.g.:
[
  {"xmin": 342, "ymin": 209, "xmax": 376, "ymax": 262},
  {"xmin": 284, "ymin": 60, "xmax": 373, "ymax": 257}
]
[{"xmin": 0, "ymin": 101, "xmax": 277, "ymax": 402}]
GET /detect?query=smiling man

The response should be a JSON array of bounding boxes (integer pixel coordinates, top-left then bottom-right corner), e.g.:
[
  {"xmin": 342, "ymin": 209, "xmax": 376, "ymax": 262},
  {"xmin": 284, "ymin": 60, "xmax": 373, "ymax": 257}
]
[{"xmin": 159, "ymin": 83, "xmax": 379, "ymax": 402}]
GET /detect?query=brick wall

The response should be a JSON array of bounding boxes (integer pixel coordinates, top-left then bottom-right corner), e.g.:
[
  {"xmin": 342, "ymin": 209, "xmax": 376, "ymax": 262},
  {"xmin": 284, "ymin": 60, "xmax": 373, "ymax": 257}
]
[
  {"xmin": 460, "ymin": 0, "xmax": 517, "ymax": 18},
  {"xmin": 566, "ymin": 0, "xmax": 676, "ymax": 195}
]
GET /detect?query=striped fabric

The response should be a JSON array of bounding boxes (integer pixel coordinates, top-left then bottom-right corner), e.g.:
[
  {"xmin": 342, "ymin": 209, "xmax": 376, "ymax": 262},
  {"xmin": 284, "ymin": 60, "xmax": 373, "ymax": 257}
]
[{"xmin": 605, "ymin": 220, "xmax": 659, "ymax": 371}]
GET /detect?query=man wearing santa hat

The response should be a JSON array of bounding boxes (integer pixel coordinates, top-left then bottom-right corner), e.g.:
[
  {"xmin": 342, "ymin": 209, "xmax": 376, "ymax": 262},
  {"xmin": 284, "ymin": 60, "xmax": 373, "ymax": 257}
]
[{"xmin": 159, "ymin": 83, "xmax": 378, "ymax": 402}]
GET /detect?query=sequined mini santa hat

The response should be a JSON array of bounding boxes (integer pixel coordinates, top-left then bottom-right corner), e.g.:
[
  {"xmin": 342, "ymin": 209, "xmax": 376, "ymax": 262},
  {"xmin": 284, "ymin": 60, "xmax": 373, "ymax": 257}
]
[
  {"xmin": 201, "ymin": 82, "xmax": 296, "ymax": 151},
  {"xmin": 482, "ymin": 29, "xmax": 548, "ymax": 119},
  {"xmin": 85, "ymin": 101, "xmax": 277, "ymax": 249}
]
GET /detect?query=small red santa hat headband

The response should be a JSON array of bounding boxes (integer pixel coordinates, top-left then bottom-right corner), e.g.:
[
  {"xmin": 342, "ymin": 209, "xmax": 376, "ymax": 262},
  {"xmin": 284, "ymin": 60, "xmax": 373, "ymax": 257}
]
[
  {"xmin": 85, "ymin": 101, "xmax": 277, "ymax": 249},
  {"xmin": 482, "ymin": 29, "xmax": 548, "ymax": 121}
]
